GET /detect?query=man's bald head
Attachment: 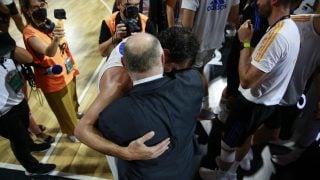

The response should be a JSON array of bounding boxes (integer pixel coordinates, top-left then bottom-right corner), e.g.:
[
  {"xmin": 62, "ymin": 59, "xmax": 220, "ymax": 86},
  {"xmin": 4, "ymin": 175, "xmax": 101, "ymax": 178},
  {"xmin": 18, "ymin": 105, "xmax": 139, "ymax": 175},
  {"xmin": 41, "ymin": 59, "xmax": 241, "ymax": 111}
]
[{"xmin": 123, "ymin": 33, "xmax": 163, "ymax": 73}]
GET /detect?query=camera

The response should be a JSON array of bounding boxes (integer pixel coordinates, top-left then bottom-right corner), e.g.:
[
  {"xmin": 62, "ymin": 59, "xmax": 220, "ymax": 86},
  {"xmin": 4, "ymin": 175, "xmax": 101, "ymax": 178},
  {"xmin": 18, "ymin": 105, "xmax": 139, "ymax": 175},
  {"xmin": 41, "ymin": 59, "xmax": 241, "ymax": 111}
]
[{"xmin": 123, "ymin": 4, "xmax": 141, "ymax": 37}]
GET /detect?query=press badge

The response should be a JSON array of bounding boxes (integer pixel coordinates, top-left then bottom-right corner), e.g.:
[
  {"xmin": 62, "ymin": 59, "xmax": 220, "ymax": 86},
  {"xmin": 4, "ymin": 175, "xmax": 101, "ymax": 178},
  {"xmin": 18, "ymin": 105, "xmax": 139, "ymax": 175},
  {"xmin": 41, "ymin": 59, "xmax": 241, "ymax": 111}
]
[
  {"xmin": 65, "ymin": 58, "xmax": 73, "ymax": 74},
  {"xmin": 6, "ymin": 70, "xmax": 24, "ymax": 93}
]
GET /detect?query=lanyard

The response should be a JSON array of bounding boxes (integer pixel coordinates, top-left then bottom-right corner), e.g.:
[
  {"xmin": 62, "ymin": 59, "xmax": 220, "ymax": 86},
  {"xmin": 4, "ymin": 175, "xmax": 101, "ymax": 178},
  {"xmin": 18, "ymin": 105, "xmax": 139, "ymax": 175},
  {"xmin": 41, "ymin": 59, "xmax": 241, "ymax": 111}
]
[{"xmin": 267, "ymin": 15, "xmax": 290, "ymax": 32}]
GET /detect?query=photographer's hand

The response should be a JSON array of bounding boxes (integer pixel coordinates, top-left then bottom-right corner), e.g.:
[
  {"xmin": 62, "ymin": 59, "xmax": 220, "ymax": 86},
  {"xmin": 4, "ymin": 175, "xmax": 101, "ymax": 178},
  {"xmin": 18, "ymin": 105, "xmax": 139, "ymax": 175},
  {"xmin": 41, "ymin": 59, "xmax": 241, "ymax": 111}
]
[
  {"xmin": 114, "ymin": 23, "xmax": 127, "ymax": 42},
  {"xmin": 52, "ymin": 26, "xmax": 65, "ymax": 43}
]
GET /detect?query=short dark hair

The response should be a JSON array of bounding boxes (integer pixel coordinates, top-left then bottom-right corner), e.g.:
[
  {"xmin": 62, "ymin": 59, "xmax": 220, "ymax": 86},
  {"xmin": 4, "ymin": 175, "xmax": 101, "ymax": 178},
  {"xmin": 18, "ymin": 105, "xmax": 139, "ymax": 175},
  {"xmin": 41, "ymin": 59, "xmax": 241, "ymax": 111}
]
[
  {"xmin": 279, "ymin": 0, "xmax": 299, "ymax": 6},
  {"xmin": 19, "ymin": 0, "xmax": 47, "ymax": 24},
  {"xmin": 158, "ymin": 26, "xmax": 199, "ymax": 65}
]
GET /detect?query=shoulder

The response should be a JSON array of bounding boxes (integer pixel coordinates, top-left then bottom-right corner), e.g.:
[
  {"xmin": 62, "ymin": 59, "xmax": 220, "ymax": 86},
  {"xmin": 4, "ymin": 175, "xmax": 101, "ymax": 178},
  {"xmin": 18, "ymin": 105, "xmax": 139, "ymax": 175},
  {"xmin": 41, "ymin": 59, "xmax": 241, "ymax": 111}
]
[
  {"xmin": 174, "ymin": 68, "xmax": 203, "ymax": 86},
  {"xmin": 23, "ymin": 25, "xmax": 37, "ymax": 39},
  {"xmin": 181, "ymin": 0, "xmax": 199, "ymax": 11}
]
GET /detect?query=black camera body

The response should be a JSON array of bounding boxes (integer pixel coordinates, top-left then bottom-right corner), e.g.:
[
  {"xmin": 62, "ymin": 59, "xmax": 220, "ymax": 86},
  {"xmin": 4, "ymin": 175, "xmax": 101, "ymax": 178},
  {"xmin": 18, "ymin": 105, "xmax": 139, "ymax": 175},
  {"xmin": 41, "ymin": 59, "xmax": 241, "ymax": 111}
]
[
  {"xmin": 123, "ymin": 4, "xmax": 141, "ymax": 37},
  {"xmin": 124, "ymin": 18, "xmax": 141, "ymax": 37},
  {"xmin": 54, "ymin": 9, "xmax": 66, "ymax": 20}
]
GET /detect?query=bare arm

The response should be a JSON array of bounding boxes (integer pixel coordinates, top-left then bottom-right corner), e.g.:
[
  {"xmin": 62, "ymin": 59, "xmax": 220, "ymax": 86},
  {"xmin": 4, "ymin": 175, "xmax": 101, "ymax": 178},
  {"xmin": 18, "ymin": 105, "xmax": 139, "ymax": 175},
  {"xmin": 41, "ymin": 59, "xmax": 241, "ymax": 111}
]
[
  {"xmin": 74, "ymin": 66, "xmax": 170, "ymax": 160},
  {"xmin": 11, "ymin": 14, "xmax": 25, "ymax": 33},
  {"xmin": 181, "ymin": 8, "xmax": 195, "ymax": 30},
  {"xmin": 166, "ymin": 0, "xmax": 177, "ymax": 28},
  {"xmin": 238, "ymin": 20, "xmax": 265, "ymax": 89},
  {"xmin": 27, "ymin": 26, "xmax": 64, "ymax": 57},
  {"xmin": 14, "ymin": 46, "xmax": 33, "ymax": 64},
  {"xmin": 228, "ymin": 4, "xmax": 240, "ymax": 28}
]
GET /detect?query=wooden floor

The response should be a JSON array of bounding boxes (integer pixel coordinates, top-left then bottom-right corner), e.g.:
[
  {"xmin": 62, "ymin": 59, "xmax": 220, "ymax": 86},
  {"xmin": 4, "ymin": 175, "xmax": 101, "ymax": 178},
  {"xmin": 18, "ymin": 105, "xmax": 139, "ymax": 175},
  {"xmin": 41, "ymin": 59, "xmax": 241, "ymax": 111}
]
[{"xmin": 0, "ymin": 0, "xmax": 116, "ymax": 179}]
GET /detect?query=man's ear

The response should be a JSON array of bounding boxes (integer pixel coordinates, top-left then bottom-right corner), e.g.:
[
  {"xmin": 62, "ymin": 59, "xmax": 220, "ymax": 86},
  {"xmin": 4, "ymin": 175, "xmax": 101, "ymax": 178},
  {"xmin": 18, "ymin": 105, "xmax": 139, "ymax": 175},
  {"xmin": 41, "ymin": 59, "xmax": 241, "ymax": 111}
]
[
  {"xmin": 161, "ymin": 52, "xmax": 166, "ymax": 65},
  {"xmin": 163, "ymin": 49, "xmax": 170, "ymax": 62},
  {"xmin": 271, "ymin": 0, "xmax": 280, "ymax": 6}
]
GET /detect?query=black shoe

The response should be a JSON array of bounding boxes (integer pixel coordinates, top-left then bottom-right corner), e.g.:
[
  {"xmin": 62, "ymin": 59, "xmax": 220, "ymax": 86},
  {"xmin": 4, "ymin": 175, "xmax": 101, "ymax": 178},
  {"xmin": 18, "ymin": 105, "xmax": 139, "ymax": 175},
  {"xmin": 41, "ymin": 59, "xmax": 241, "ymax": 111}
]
[
  {"xmin": 30, "ymin": 142, "xmax": 51, "ymax": 152},
  {"xmin": 25, "ymin": 163, "xmax": 56, "ymax": 176}
]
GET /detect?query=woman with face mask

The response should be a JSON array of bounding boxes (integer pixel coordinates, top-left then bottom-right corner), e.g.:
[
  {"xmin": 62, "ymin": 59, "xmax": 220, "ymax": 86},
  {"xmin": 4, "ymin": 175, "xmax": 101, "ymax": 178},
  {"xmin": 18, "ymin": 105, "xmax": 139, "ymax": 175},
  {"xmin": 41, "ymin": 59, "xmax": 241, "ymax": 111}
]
[{"xmin": 19, "ymin": 0, "xmax": 81, "ymax": 142}]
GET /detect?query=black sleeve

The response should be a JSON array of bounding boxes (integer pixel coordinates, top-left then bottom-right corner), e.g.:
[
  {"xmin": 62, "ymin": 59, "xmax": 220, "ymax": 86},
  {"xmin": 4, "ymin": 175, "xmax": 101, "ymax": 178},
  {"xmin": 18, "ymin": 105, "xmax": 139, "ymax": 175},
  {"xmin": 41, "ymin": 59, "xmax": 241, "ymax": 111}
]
[
  {"xmin": 6, "ymin": 2, "xmax": 18, "ymax": 15},
  {"xmin": 99, "ymin": 20, "xmax": 112, "ymax": 44},
  {"xmin": 145, "ymin": 19, "xmax": 157, "ymax": 36},
  {"xmin": 112, "ymin": 1, "xmax": 119, "ymax": 13}
]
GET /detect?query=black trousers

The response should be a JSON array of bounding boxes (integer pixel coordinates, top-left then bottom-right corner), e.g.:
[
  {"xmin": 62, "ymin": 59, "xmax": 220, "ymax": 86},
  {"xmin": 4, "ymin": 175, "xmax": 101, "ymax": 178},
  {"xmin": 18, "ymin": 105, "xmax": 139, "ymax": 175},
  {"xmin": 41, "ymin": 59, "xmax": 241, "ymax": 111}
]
[{"xmin": 0, "ymin": 100, "xmax": 39, "ymax": 171}]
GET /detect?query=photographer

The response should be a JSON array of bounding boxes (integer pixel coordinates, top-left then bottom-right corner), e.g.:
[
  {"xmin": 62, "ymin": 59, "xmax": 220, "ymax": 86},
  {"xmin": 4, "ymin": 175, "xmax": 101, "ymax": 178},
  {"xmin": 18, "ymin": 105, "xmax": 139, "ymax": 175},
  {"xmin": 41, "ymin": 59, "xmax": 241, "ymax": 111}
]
[
  {"xmin": 99, "ymin": 0, "xmax": 156, "ymax": 57},
  {"xmin": 0, "ymin": 31, "xmax": 56, "ymax": 175},
  {"xmin": 20, "ymin": 0, "xmax": 81, "ymax": 142}
]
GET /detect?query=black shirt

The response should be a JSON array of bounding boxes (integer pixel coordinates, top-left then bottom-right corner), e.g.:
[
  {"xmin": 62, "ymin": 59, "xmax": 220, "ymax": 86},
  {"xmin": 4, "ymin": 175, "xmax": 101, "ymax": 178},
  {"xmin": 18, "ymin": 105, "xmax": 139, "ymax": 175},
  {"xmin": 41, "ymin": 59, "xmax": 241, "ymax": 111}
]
[{"xmin": 98, "ymin": 12, "xmax": 156, "ymax": 44}]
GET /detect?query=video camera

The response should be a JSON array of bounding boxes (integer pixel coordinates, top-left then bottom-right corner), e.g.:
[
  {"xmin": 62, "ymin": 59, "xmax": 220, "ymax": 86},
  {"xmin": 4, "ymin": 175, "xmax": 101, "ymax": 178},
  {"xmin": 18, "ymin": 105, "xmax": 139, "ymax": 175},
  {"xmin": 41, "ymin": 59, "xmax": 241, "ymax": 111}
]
[{"xmin": 122, "ymin": 3, "xmax": 141, "ymax": 37}]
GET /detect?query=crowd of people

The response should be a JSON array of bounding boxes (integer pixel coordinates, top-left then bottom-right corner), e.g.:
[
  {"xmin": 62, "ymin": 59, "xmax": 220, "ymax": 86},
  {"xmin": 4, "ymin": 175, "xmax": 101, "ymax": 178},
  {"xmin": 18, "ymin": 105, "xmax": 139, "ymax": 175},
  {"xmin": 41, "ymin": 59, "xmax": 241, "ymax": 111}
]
[{"xmin": 1, "ymin": 0, "xmax": 320, "ymax": 179}]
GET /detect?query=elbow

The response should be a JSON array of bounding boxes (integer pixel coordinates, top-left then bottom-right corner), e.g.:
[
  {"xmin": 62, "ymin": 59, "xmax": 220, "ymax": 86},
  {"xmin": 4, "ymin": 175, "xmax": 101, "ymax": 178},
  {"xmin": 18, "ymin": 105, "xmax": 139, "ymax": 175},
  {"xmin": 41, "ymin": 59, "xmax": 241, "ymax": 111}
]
[
  {"xmin": 45, "ymin": 51, "xmax": 55, "ymax": 57},
  {"xmin": 74, "ymin": 122, "xmax": 84, "ymax": 140},
  {"xmin": 99, "ymin": 45, "xmax": 108, "ymax": 57},
  {"xmin": 240, "ymin": 79, "xmax": 251, "ymax": 89}
]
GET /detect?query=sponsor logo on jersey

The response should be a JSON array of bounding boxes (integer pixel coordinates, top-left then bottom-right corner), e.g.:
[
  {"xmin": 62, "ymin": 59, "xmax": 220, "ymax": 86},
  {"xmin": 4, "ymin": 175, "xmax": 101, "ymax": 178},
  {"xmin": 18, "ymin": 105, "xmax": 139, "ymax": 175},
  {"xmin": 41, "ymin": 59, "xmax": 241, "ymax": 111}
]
[{"xmin": 207, "ymin": 0, "xmax": 227, "ymax": 11}]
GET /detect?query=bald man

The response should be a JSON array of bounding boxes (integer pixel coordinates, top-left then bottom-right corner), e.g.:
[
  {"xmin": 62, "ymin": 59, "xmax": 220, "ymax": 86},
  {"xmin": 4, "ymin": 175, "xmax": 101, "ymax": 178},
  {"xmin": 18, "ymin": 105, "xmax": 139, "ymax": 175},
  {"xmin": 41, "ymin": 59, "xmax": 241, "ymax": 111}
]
[{"xmin": 98, "ymin": 33, "xmax": 204, "ymax": 179}]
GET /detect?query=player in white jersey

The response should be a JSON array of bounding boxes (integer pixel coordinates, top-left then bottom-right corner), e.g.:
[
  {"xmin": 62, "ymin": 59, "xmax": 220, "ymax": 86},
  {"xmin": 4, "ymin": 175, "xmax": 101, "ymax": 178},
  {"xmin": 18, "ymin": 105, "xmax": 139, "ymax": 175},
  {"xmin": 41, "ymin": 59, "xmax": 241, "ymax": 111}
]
[
  {"xmin": 181, "ymin": 0, "xmax": 240, "ymax": 120},
  {"xmin": 259, "ymin": 14, "xmax": 320, "ymax": 166},
  {"xmin": 208, "ymin": 0, "xmax": 300, "ymax": 178}
]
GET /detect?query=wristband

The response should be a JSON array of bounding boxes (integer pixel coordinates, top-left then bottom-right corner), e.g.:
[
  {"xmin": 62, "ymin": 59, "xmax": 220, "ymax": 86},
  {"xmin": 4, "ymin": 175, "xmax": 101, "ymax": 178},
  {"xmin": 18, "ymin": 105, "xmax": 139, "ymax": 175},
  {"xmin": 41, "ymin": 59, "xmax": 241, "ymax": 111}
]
[{"xmin": 242, "ymin": 42, "xmax": 251, "ymax": 48}]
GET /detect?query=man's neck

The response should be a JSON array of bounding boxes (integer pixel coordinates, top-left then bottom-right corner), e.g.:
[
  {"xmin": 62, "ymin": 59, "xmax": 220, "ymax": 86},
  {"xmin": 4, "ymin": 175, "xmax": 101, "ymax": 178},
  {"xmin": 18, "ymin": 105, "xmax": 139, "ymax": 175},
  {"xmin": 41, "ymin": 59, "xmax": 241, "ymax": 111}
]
[
  {"xmin": 130, "ymin": 67, "xmax": 164, "ymax": 84},
  {"xmin": 268, "ymin": 7, "xmax": 290, "ymax": 27}
]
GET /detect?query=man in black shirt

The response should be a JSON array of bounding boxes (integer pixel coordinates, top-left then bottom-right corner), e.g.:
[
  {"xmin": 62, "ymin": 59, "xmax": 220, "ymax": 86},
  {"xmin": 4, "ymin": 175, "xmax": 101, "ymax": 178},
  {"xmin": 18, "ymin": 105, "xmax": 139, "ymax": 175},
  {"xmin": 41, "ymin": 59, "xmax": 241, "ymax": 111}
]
[{"xmin": 98, "ymin": 0, "xmax": 155, "ymax": 57}]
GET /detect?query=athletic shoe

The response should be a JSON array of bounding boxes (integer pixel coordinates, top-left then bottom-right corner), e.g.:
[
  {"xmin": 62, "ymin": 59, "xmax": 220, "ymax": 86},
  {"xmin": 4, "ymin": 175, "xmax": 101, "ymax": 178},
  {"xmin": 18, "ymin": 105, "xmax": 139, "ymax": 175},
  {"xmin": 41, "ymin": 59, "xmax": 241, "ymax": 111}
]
[
  {"xmin": 36, "ymin": 133, "xmax": 54, "ymax": 144},
  {"xmin": 271, "ymin": 147, "xmax": 305, "ymax": 166},
  {"xmin": 67, "ymin": 135, "xmax": 80, "ymax": 143},
  {"xmin": 25, "ymin": 163, "xmax": 56, "ymax": 176},
  {"xmin": 30, "ymin": 143, "xmax": 51, "ymax": 152}
]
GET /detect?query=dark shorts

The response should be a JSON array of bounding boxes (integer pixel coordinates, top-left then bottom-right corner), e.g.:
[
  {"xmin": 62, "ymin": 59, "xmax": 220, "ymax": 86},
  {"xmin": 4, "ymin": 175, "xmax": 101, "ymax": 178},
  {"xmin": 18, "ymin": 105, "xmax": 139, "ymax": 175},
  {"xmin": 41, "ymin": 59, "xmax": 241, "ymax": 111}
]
[
  {"xmin": 264, "ymin": 105, "xmax": 301, "ymax": 129},
  {"xmin": 264, "ymin": 104, "xmax": 301, "ymax": 140},
  {"xmin": 223, "ymin": 94, "xmax": 277, "ymax": 148}
]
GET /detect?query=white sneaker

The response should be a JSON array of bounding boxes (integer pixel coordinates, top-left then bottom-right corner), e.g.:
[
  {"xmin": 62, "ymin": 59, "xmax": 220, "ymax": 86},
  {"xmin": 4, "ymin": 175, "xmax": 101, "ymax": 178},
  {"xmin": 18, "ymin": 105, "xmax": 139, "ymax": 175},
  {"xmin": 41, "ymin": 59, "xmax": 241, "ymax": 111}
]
[
  {"xmin": 239, "ymin": 148, "xmax": 253, "ymax": 171},
  {"xmin": 271, "ymin": 147, "xmax": 305, "ymax": 166},
  {"xmin": 214, "ymin": 156, "xmax": 237, "ymax": 180},
  {"xmin": 67, "ymin": 135, "xmax": 80, "ymax": 143}
]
